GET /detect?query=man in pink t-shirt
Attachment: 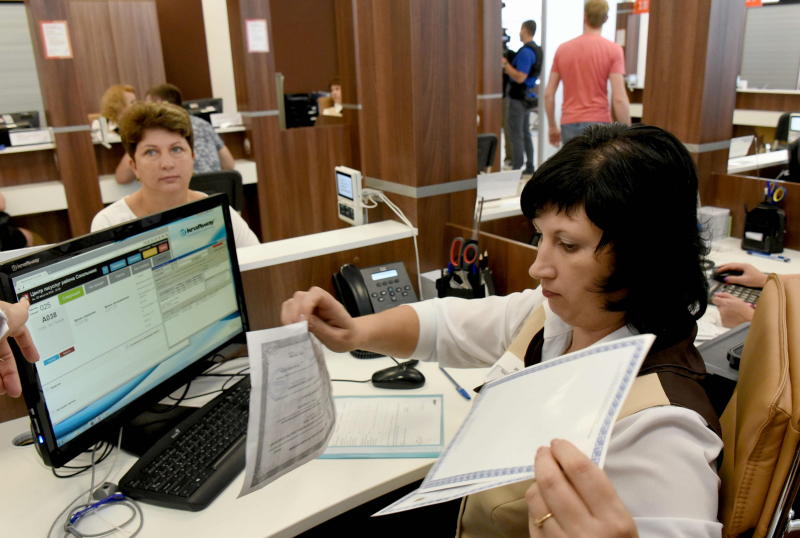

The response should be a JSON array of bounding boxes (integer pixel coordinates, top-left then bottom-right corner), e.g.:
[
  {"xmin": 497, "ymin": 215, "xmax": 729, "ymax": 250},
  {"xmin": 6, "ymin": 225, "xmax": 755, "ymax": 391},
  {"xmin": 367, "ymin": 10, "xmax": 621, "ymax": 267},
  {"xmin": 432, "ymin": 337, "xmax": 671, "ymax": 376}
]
[{"xmin": 544, "ymin": 0, "xmax": 630, "ymax": 146}]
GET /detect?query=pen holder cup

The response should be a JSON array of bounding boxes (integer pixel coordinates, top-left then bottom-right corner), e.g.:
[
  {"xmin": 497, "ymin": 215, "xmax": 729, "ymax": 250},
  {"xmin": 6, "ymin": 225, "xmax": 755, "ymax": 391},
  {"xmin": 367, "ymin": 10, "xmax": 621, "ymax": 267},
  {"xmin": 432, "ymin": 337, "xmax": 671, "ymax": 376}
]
[{"xmin": 436, "ymin": 267, "xmax": 495, "ymax": 299}]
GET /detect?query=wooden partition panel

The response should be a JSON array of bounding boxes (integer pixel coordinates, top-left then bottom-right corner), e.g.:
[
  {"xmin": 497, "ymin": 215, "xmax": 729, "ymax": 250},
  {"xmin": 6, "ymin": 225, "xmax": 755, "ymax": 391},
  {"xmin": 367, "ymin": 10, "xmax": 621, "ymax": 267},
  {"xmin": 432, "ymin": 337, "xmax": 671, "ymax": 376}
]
[
  {"xmin": 0, "ymin": 151, "xmax": 58, "ymax": 186},
  {"xmin": 271, "ymin": 0, "xmax": 340, "ymax": 94},
  {"xmin": 241, "ymin": 239, "xmax": 417, "ymax": 330},
  {"xmin": 68, "ymin": 0, "xmax": 166, "ymax": 113},
  {"xmin": 26, "ymin": 0, "xmax": 102, "ymax": 236},
  {"xmin": 154, "ymin": 0, "xmax": 212, "ymax": 100},
  {"xmin": 444, "ymin": 222, "xmax": 538, "ymax": 296},
  {"xmin": 736, "ymin": 92, "xmax": 800, "ymax": 113},
  {"xmin": 266, "ymin": 124, "xmax": 353, "ymax": 239},
  {"xmin": 477, "ymin": 0, "xmax": 502, "ymax": 172},
  {"xmin": 707, "ymin": 173, "xmax": 800, "ymax": 250}
]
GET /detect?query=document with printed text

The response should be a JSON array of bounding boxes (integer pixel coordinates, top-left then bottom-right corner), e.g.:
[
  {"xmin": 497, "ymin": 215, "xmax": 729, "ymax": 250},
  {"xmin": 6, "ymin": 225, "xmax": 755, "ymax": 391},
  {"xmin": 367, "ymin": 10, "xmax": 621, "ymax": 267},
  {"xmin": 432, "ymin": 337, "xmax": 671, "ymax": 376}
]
[
  {"xmin": 239, "ymin": 321, "xmax": 335, "ymax": 497},
  {"xmin": 321, "ymin": 395, "xmax": 444, "ymax": 458},
  {"xmin": 374, "ymin": 334, "xmax": 654, "ymax": 516}
]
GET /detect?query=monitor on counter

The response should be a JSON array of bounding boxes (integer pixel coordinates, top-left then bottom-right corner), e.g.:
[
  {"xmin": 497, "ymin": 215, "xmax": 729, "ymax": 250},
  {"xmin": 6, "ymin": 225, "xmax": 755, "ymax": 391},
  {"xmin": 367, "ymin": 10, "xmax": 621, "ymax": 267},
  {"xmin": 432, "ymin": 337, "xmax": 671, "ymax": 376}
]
[
  {"xmin": 0, "ymin": 195, "xmax": 249, "ymax": 467},
  {"xmin": 182, "ymin": 98, "xmax": 223, "ymax": 123}
]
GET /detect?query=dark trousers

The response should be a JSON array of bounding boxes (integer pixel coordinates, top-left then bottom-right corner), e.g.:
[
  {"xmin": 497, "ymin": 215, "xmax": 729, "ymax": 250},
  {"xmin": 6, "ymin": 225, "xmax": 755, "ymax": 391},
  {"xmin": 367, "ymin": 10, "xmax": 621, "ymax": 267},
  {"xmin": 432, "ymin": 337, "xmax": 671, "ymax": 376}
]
[{"xmin": 507, "ymin": 98, "xmax": 534, "ymax": 174}]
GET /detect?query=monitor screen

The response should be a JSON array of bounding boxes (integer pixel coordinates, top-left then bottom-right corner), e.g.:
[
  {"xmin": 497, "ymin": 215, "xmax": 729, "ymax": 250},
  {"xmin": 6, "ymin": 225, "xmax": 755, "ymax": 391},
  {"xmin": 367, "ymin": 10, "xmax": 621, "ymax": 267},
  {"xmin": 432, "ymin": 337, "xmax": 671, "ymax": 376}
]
[
  {"xmin": 789, "ymin": 113, "xmax": 800, "ymax": 143},
  {"xmin": 336, "ymin": 171, "xmax": 354, "ymax": 200},
  {"xmin": 0, "ymin": 195, "xmax": 248, "ymax": 467},
  {"xmin": 182, "ymin": 98, "xmax": 223, "ymax": 123}
]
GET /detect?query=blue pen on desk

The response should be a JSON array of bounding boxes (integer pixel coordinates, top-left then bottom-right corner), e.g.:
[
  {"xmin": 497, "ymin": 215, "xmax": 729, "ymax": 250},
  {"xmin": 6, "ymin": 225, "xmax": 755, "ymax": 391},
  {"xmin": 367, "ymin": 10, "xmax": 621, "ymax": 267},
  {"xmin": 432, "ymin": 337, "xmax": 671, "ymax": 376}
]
[
  {"xmin": 439, "ymin": 366, "xmax": 471, "ymax": 400},
  {"xmin": 746, "ymin": 250, "xmax": 791, "ymax": 263}
]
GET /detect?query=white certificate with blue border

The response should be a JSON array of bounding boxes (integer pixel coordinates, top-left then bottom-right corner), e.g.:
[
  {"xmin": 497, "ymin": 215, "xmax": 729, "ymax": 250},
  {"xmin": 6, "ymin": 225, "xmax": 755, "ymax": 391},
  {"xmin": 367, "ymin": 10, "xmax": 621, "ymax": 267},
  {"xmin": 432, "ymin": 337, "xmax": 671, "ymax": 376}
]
[
  {"xmin": 374, "ymin": 334, "xmax": 654, "ymax": 515},
  {"xmin": 321, "ymin": 394, "xmax": 444, "ymax": 458}
]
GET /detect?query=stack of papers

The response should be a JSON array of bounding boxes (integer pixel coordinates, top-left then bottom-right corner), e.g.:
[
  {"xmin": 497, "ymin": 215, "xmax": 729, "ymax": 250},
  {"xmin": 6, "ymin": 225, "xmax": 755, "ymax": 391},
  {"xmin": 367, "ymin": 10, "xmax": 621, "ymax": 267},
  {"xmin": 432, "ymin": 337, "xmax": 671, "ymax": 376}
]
[{"xmin": 375, "ymin": 334, "xmax": 654, "ymax": 515}]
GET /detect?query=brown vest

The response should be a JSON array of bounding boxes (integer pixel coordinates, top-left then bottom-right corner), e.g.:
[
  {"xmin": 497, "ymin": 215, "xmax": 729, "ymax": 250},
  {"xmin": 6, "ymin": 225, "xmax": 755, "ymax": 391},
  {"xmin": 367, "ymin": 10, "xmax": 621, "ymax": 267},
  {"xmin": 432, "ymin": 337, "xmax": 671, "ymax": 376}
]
[{"xmin": 455, "ymin": 307, "xmax": 720, "ymax": 538}]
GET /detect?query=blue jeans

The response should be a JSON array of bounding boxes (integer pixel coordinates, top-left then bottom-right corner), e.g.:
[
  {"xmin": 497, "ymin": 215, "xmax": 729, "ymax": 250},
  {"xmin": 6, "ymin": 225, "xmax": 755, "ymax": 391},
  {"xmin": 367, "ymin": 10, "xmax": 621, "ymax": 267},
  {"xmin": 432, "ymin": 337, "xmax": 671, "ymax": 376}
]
[
  {"xmin": 507, "ymin": 98, "xmax": 534, "ymax": 174},
  {"xmin": 561, "ymin": 122, "xmax": 604, "ymax": 145}
]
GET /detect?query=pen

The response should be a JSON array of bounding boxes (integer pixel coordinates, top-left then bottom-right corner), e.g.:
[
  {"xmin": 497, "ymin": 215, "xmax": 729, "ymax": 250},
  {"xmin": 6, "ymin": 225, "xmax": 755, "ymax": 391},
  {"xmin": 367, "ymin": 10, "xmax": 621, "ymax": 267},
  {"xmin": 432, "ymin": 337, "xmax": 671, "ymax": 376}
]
[
  {"xmin": 439, "ymin": 366, "xmax": 471, "ymax": 400},
  {"xmin": 746, "ymin": 250, "xmax": 791, "ymax": 263}
]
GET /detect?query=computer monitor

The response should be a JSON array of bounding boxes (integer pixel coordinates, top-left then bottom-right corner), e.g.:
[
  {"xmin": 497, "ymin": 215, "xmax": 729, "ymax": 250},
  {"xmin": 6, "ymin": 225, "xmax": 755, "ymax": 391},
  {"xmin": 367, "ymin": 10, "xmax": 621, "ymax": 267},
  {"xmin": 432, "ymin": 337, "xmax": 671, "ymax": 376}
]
[
  {"xmin": 0, "ymin": 111, "xmax": 41, "ymax": 146},
  {"xmin": 788, "ymin": 113, "xmax": 800, "ymax": 144},
  {"xmin": 182, "ymin": 98, "xmax": 223, "ymax": 123},
  {"xmin": 0, "ymin": 110, "xmax": 40, "ymax": 130},
  {"xmin": 0, "ymin": 195, "xmax": 249, "ymax": 468},
  {"xmin": 283, "ymin": 93, "xmax": 318, "ymax": 128}
]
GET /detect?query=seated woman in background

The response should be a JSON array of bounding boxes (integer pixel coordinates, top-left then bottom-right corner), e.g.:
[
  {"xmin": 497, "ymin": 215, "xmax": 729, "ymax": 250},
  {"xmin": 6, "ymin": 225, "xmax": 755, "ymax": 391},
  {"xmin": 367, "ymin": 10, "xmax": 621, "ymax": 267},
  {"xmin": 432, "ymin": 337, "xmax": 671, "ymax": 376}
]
[
  {"xmin": 282, "ymin": 124, "xmax": 722, "ymax": 536},
  {"xmin": 90, "ymin": 101, "xmax": 259, "ymax": 248},
  {"xmin": 99, "ymin": 84, "xmax": 138, "ymax": 184}
]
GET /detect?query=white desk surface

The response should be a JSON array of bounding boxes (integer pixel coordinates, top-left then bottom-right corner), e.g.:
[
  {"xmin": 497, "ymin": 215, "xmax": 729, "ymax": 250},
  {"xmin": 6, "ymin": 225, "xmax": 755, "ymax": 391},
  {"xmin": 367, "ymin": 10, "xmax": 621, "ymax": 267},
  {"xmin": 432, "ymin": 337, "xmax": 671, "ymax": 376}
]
[
  {"xmin": 0, "ymin": 354, "xmax": 488, "ymax": 537},
  {"xmin": 481, "ymin": 153, "xmax": 789, "ymax": 223},
  {"xmin": 628, "ymin": 103, "xmax": 783, "ymax": 128},
  {"xmin": 3, "ymin": 159, "xmax": 257, "ymax": 217},
  {"xmin": 726, "ymin": 149, "xmax": 788, "ymax": 175},
  {"xmin": 237, "ymin": 220, "xmax": 417, "ymax": 272}
]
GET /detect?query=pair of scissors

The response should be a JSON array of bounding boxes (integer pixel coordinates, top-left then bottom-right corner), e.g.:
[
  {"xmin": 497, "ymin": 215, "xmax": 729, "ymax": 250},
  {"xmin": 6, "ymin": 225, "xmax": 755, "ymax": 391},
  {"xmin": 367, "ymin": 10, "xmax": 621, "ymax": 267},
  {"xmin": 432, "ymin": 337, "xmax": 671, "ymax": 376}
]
[
  {"xmin": 765, "ymin": 181, "xmax": 786, "ymax": 204},
  {"xmin": 449, "ymin": 236, "xmax": 479, "ymax": 273}
]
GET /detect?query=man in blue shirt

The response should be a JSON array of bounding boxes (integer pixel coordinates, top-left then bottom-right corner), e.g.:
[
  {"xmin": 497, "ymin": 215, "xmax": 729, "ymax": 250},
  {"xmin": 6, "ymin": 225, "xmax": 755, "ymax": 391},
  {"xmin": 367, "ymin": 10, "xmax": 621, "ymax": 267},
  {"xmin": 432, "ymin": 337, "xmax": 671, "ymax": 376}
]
[{"xmin": 502, "ymin": 20, "xmax": 542, "ymax": 175}]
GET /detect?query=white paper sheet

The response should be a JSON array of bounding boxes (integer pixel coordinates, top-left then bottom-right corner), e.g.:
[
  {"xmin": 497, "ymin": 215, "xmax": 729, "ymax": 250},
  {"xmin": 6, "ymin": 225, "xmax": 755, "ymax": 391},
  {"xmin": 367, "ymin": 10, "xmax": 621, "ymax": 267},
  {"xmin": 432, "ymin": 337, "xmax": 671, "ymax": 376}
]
[
  {"xmin": 239, "ymin": 321, "xmax": 335, "ymax": 497},
  {"xmin": 374, "ymin": 334, "xmax": 654, "ymax": 515},
  {"xmin": 476, "ymin": 170, "xmax": 524, "ymax": 202},
  {"xmin": 321, "ymin": 395, "xmax": 444, "ymax": 458}
]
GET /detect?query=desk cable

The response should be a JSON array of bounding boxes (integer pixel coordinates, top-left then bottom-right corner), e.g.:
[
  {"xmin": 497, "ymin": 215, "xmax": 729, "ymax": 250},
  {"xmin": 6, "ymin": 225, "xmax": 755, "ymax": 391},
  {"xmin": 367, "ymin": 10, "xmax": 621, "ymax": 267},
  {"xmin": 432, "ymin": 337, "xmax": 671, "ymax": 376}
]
[
  {"xmin": 330, "ymin": 357, "xmax": 417, "ymax": 384},
  {"xmin": 48, "ymin": 428, "xmax": 144, "ymax": 538},
  {"xmin": 362, "ymin": 188, "xmax": 423, "ymax": 300}
]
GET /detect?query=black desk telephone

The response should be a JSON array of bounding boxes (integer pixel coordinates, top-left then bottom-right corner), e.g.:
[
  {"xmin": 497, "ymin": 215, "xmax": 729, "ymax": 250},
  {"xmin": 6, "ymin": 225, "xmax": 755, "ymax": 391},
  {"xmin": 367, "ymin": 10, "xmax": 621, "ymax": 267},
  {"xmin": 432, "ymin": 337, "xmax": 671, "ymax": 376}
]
[
  {"xmin": 332, "ymin": 262, "xmax": 418, "ymax": 316},
  {"xmin": 332, "ymin": 262, "xmax": 418, "ymax": 359}
]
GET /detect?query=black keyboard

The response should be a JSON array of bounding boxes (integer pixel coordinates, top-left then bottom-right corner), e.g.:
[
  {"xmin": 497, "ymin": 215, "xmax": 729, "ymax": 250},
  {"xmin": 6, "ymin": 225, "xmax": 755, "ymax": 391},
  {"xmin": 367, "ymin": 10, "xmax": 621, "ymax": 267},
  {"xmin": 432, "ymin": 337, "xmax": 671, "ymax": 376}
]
[
  {"xmin": 119, "ymin": 376, "xmax": 250, "ymax": 511},
  {"xmin": 710, "ymin": 282, "xmax": 762, "ymax": 305}
]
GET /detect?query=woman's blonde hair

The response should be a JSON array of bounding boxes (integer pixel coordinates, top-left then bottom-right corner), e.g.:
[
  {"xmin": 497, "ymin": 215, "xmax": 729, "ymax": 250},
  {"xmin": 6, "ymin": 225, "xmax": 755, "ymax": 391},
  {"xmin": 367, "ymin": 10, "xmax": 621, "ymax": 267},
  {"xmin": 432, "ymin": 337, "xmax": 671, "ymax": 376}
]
[
  {"xmin": 118, "ymin": 101, "xmax": 194, "ymax": 158},
  {"xmin": 100, "ymin": 84, "xmax": 136, "ymax": 123}
]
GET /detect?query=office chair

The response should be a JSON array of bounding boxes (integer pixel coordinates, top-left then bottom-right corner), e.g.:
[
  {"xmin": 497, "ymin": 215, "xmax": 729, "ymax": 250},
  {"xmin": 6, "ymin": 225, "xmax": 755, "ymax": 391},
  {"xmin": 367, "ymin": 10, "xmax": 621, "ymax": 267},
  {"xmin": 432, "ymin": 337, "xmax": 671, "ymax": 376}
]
[
  {"xmin": 189, "ymin": 170, "xmax": 244, "ymax": 212},
  {"xmin": 775, "ymin": 112, "xmax": 792, "ymax": 149},
  {"xmin": 718, "ymin": 274, "xmax": 800, "ymax": 537},
  {"xmin": 477, "ymin": 133, "xmax": 498, "ymax": 175}
]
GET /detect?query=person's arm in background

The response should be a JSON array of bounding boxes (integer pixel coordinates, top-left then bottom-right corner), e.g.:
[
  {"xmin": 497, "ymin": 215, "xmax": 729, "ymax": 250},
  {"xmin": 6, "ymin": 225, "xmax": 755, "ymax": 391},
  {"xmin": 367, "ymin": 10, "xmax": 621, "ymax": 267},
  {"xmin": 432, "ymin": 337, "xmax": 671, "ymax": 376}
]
[
  {"xmin": 502, "ymin": 57, "xmax": 529, "ymax": 84},
  {"xmin": 609, "ymin": 73, "xmax": 631, "ymax": 125},
  {"xmin": 0, "ymin": 298, "xmax": 39, "ymax": 397},
  {"xmin": 115, "ymin": 154, "xmax": 136, "ymax": 184},
  {"xmin": 544, "ymin": 72, "xmax": 561, "ymax": 146},
  {"xmin": 218, "ymin": 146, "xmax": 236, "ymax": 170},
  {"xmin": 281, "ymin": 286, "xmax": 420, "ymax": 358},
  {"xmin": 526, "ymin": 439, "xmax": 638, "ymax": 537}
]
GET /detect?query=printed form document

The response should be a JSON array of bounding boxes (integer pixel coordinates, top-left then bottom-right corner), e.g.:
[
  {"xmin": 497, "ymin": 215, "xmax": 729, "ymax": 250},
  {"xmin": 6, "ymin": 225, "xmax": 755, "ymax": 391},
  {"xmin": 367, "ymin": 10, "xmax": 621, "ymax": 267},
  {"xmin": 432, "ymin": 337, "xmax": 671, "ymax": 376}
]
[{"xmin": 375, "ymin": 334, "xmax": 654, "ymax": 516}]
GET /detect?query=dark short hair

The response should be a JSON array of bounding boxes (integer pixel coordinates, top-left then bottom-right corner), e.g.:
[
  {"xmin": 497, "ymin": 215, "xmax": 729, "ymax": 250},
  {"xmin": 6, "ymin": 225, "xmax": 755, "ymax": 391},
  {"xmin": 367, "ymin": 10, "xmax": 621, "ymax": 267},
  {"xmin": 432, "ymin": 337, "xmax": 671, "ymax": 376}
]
[
  {"xmin": 146, "ymin": 83, "xmax": 183, "ymax": 106},
  {"xmin": 521, "ymin": 20, "xmax": 536, "ymax": 38},
  {"xmin": 118, "ymin": 101, "xmax": 193, "ymax": 158},
  {"xmin": 521, "ymin": 123, "xmax": 707, "ymax": 344}
]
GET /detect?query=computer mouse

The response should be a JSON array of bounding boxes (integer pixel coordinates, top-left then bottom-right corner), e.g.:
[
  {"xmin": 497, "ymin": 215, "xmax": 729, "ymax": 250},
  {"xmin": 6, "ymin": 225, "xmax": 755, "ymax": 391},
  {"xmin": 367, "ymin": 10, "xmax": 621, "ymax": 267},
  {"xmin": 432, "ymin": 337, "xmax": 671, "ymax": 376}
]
[
  {"xmin": 713, "ymin": 269, "xmax": 743, "ymax": 282},
  {"xmin": 371, "ymin": 365, "xmax": 426, "ymax": 389}
]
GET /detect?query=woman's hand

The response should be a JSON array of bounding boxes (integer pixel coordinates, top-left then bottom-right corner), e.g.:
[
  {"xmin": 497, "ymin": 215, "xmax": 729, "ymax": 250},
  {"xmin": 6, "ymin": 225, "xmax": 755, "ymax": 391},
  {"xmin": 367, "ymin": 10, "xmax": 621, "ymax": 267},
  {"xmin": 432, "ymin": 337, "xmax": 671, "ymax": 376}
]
[
  {"xmin": 712, "ymin": 292, "xmax": 755, "ymax": 328},
  {"xmin": 715, "ymin": 262, "xmax": 767, "ymax": 288},
  {"xmin": 526, "ymin": 439, "xmax": 637, "ymax": 537},
  {"xmin": 0, "ymin": 298, "xmax": 40, "ymax": 397},
  {"xmin": 280, "ymin": 287, "xmax": 359, "ymax": 352}
]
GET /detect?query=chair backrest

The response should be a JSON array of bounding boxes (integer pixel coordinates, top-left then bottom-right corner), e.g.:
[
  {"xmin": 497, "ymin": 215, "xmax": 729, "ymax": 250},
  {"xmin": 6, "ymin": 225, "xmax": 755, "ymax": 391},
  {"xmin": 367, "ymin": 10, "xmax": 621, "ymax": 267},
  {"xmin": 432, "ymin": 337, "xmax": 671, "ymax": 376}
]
[
  {"xmin": 775, "ymin": 112, "xmax": 792, "ymax": 146},
  {"xmin": 477, "ymin": 133, "xmax": 498, "ymax": 174},
  {"xmin": 718, "ymin": 274, "xmax": 800, "ymax": 537},
  {"xmin": 189, "ymin": 170, "xmax": 244, "ymax": 212}
]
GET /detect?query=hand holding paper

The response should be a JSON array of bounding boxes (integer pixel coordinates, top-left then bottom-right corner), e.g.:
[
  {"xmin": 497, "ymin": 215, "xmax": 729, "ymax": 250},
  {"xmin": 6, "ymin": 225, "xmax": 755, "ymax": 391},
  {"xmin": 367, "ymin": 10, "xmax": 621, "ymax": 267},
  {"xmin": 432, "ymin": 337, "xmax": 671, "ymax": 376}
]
[{"xmin": 375, "ymin": 334, "xmax": 654, "ymax": 516}]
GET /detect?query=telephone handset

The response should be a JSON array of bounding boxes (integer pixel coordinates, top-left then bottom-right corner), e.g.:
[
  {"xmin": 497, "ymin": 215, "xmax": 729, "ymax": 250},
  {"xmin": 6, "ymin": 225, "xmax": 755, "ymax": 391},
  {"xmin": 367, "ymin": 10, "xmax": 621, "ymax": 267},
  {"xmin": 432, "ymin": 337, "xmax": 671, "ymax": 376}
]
[
  {"xmin": 332, "ymin": 262, "xmax": 418, "ymax": 359},
  {"xmin": 332, "ymin": 261, "xmax": 418, "ymax": 316}
]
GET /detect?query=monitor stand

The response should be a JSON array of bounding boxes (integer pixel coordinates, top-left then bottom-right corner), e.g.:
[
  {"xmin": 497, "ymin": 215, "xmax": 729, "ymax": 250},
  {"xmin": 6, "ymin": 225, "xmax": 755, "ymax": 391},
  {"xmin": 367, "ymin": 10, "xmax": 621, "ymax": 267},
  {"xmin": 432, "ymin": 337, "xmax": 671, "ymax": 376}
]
[{"xmin": 117, "ymin": 403, "xmax": 196, "ymax": 457}]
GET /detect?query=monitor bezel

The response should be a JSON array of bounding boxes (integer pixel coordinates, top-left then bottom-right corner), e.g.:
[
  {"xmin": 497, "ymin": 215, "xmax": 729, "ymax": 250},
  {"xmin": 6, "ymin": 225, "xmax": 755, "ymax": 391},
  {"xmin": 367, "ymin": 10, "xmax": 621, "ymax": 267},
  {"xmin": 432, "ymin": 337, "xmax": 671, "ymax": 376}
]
[{"xmin": 0, "ymin": 195, "xmax": 249, "ymax": 468}]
